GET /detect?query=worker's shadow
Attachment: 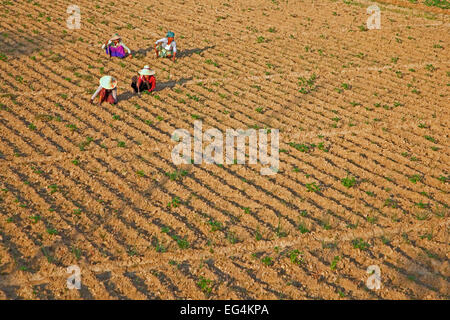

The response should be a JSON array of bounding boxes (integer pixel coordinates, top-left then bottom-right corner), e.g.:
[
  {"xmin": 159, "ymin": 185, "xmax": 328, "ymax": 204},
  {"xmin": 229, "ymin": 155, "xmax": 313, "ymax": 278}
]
[
  {"xmin": 177, "ymin": 45, "xmax": 215, "ymax": 59},
  {"xmin": 154, "ymin": 77, "xmax": 192, "ymax": 91},
  {"xmin": 133, "ymin": 45, "xmax": 215, "ymax": 59},
  {"xmin": 116, "ymin": 91, "xmax": 134, "ymax": 102},
  {"xmin": 117, "ymin": 78, "xmax": 193, "ymax": 102}
]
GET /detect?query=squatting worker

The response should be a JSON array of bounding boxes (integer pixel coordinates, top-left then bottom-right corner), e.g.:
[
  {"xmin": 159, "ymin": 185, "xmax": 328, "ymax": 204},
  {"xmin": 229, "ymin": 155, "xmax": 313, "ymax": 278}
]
[
  {"xmin": 102, "ymin": 33, "xmax": 132, "ymax": 59},
  {"xmin": 90, "ymin": 76, "xmax": 118, "ymax": 105},
  {"xmin": 131, "ymin": 65, "xmax": 156, "ymax": 95},
  {"xmin": 155, "ymin": 31, "xmax": 177, "ymax": 62}
]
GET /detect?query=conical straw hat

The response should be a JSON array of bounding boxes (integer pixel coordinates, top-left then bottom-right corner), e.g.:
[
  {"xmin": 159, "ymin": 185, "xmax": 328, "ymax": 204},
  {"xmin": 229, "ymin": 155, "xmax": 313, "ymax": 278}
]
[
  {"xmin": 110, "ymin": 33, "xmax": 121, "ymax": 41},
  {"xmin": 139, "ymin": 65, "xmax": 155, "ymax": 76},
  {"xmin": 99, "ymin": 76, "xmax": 117, "ymax": 90}
]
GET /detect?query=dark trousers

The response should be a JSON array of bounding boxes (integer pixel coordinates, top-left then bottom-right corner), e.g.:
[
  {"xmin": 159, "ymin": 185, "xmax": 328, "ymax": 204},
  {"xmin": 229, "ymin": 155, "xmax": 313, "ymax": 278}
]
[{"xmin": 131, "ymin": 76, "xmax": 151, "ymax": 93}]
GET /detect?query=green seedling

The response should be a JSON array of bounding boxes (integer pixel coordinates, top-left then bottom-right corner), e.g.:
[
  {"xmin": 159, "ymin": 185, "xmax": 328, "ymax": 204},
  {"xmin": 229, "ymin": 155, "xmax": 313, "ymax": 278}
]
[
  {"xmin": 207, "ymin": 219, "xmax": 223, "ymax": 232},
  {"xmin": 352, "ymin": 238, "xmax": 370, "ymax": 250},
  {"xmin": 341, "ymin": 176, "xmax": 356, "ymax": 188},
  {"xmin": 167, "ymin": 196, "xmax": 181, "ymax": 208},
  {"xmin": 261, "ymin": 256, "xmax": 273, "ymax": 266},
  {"xmin": 330, "ymin": 256, "xmax": 340, "ymax": 270},
  {"xmin": 197, "ymin": 277, "xmax": 213, "ymax": 295},
  {"xmin": 305, "ymin": 182, "xmax": 320, "ymax": 193},
  {"xmin": 288, "ymin": 250, "xmax": 304, "ymax": 265}
]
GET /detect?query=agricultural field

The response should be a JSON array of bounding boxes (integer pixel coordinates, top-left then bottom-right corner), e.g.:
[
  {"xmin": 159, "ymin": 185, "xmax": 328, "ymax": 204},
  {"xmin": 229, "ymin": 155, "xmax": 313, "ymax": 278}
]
[{"xmin": 0, "ymin": 0, "xmax": 448, "ymax": 300}]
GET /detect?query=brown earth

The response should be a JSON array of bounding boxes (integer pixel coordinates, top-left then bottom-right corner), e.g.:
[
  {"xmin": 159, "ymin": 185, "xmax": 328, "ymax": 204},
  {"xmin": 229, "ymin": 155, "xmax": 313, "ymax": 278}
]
[{"xmin": 0, "ymin": 0, "xmax": 449, "ymax": 300}]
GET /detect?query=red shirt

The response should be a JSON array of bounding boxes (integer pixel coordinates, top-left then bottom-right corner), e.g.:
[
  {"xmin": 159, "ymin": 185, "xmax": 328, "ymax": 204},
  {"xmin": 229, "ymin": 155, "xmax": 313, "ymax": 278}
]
[{"xmin": 137, "ymin": 75, "xmax": 156, "ymax": 91}]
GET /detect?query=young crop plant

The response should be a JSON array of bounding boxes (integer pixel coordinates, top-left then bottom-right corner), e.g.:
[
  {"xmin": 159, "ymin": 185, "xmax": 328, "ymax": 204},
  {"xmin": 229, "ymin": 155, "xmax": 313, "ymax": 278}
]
[
  {"xmin": 226, "ymin": 231, "xmax": 238, "ymax": 244},
  {"xmin": 261, "ymin": 256, "xmax": 274, "ymax": 266},
  {"xmin": 367, "ymin": 216, "xmax": 377, "ymax": 224},
  {"xmin": 197, "ymin": 277, "xmax": 213, "ymax": 295},
  {"xmin": 420, "ymin": 232, "xmax": 433, "ymax": 241},
  {"xmin": 127, "ymin": 246, "xmax": 138, "ymax": 257},
  {"xmin": 167, "ymin": 196, "xmax": 181, "ymax": 208},
  {"xmin": 408, "ymin": 174, "xmax": 422, "ymax": 183},
  {"xmin": 154, "ymin": 237, "xmax": 167, "ymax": 253},
  {"xmin": 415, "ymin": 201, "xmax": 430, "ymax": 209},
  {"xmin": 46, "ymin": 228, "xmax": 58, "ymax": 235},
  {"xmin": 71, "ymin": 247, "xmax": 82, "ymax": 260},
  {"xmin": 297, "ymin": 73, "xmax": 317, "ymax": 94},
  {"xmin": 415, "ymin": 212, "xmax": 429, "ymax": 221},
  {"xmin": 255, "ymin": 228, "xmax": 263, "ymax": 241},
  {"xmin": 41, "ymin": 247, "xmax": 55, "ymax": 263},
  {"xmin": 425, "ymin": 64, "xmax": 436, "ymax": 72},
  {"xmin": 341, "ymin": 175, "xmax": 357, "ymax": 188},
  {"xmin": 205, "ymin": 59, "xmax": 219, "ymax": 67},
  {"xmin": 136, "ymin": 170, "xmax": 146, "ymax": 177},
  {"xmin": 207, "ymin": 219, "xmax": 223, "ymax": 232},
  {"xmin": 257, "ymin": 36, "xmax": 267, "ymax": 43},
  {"xmin": 297, "ymin": 223, "xmax": 309, "ymax": 234},
  {"xmin": 288, "ymin": 250, "xmax": 304, "ymax": 265},
  {"xmin": 242, "ymin": 207, "xmax": 251, "ymax": 214},
  {"xmin": 358, "ymin": 24, "xmax": 368, "ymax": 31},
  {"xmin": 366, "ymin": 191, "xmax": 375, "ymax": 197},
  {"xmin": 171, "ymin": 234, "xmax": 190, "ymax": 249},
  {"xmin": 79, "ymin": 136, "xmax": 93, "ymax": 151},
  {"xmin": 186, "ymin": 93, "xmax": 200, "ymax": 102},
  {"xmin": 384, "ymin": 197, "xmax": 398, "ymax": 208},
  {"xmin": 289, "ymin": 142, "xmax": 315, "ymax": 152},
  {"xmin": 65, "ymin": 123, "xmax": 78, "ymax": 132},
  {"xmin": 165, "ymin": 169, "xmax": 188, "ymax": 181},
  {"xmin": 305, "ymin": 182, "xmax": 321, "ymax": 193},
  {"xmin": 275, "ymin": 219, "xmax": 288, "ymax": 238},
  {"xmin": 321, "ymin": 219, "xmax": 332, "ymax": 230},
  {"xmin": 341, "ymin": 82, "xmax": 351, "ymax": 90},
  {"xmin": 352, "ymin": 238, "xmax": 370, "ymax": 250},
  {"xmin": 48, "ymin": 184, "xmax": 59, "ymax": 194},
  {"xmin": 330, "ymin": 255, "xmax": 340, "ymax": 270},
  {"xmin": 29, "ymin": 215, "xmax": 41, "ymax": 224}
]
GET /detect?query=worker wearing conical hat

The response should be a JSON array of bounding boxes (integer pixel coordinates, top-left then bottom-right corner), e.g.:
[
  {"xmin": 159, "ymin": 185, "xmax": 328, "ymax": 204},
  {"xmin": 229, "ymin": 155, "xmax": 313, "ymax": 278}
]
[
  {"xmin": 90, "ymin": 76, "xmax": 118, "ymax": 105},
  {"xmin": 131, "ymin": 65, "xmax": 156, "ymax": 95},
  {"xmin": 102, "ymin": 33, "xmax": 132, "ymax": 59},
  {"xmin": 155, "ymin": 31, "xmax": 177, "ymax": 62}
]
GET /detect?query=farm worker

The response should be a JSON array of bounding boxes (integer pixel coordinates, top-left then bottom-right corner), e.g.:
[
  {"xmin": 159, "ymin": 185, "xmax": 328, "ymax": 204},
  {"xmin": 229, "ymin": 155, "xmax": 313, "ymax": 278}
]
[
  {"xmin": 102, "ymin": 33, "xmax": 132, "ymax": 59},
  {"xmin": 131, "ymin": 65, "xmax": 156, "ymax": 94},
  {"xmin": 155, "ymin": 31, "xmax": 177, "ymax": 61},
  {"xmin": 90, "ymin": 76, "xmax": 118, "ymax": 105}
]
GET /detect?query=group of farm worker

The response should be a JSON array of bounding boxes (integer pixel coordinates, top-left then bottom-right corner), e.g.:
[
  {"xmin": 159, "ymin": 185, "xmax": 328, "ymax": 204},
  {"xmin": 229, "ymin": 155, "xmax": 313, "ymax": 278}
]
[{"xmin": 90, "ymin": 31, "xmax": 176, "ymax": 105}]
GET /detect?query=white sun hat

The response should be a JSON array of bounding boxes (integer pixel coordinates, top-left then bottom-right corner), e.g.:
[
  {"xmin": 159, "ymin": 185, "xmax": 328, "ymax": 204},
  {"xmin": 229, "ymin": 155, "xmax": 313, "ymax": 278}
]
[
  {"xmin": 110, "ymin": 33, "xmax": 121, "ymax": 41},
  {"xmin": 138, "ymin": 65, "xmax": 155, "ymax": 76},
  {"xmin": 99, "ymin": 76, "xmax": 118, "ymax": 90}
]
